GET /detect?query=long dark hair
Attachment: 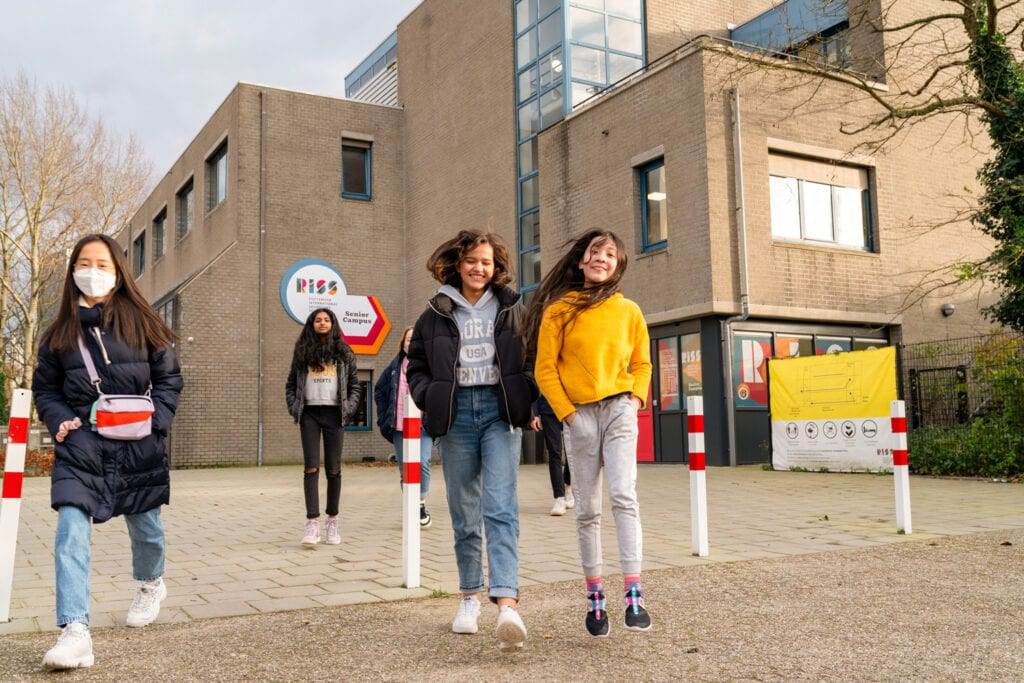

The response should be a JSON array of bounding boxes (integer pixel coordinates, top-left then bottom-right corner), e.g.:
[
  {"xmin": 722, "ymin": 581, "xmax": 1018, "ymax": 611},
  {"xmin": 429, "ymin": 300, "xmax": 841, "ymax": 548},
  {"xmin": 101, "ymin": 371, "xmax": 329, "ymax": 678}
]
[
  {"xmin": 425, "ymin": 230, "xmax": 514, "ymax": 288},
  {"xmin": 40, "ymin": 233, "xmax": 175, "ymax": 354},
  {"xmin": 522, "ymin": 229, "xmax": 629, "ymax": 354},
  {"xmin": 291, "ymin": 308, "xmax": 353, "ymax": 373}
]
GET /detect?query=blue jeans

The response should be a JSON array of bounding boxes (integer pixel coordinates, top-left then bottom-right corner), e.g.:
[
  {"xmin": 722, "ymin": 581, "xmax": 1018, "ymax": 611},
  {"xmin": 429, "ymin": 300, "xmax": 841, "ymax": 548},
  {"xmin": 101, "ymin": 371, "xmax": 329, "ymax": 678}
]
[
  {"xmin": 438, "ymin": 386, "xmax": 522, "ymax": 602},
  {"xmin": 393, "ymin": 431, "xmax": 432, "ymax": 500},
  {"xmin": 55, "ymin": 505, "xmax": 165, "ymax": 627}
]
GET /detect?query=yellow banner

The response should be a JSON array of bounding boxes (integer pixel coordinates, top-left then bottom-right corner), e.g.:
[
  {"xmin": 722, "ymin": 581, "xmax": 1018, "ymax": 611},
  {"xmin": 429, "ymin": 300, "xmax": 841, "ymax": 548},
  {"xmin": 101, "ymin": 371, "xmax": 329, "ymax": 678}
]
[{"xmin": 769, "ymin": 346, "xmax": 897, "ymax": 421}]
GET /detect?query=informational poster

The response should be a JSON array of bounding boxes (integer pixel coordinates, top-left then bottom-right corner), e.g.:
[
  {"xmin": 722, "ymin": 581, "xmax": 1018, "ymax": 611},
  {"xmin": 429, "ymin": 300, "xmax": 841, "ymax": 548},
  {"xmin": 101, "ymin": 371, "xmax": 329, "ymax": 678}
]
[
  {"xmin": 769, "ymin": 346, "xmax": 898, "ymax": 472},
  {"xmin": 733, "ymin": 332, "xmax": 772, "ymax": 408},
  {"xmin": 776, "ymin": 334, "xmax": 813, "ymax": 359},
  {"xmin": 657, "ymin": 338, "xmax": 681, "ymax": 412},
  {"xmin": 815, "ymin": 336, "xmax": 852, "ymax": 355},
  {"xmin": 681, "ymin": 333, "xmax": 703, "ymax": 397}
]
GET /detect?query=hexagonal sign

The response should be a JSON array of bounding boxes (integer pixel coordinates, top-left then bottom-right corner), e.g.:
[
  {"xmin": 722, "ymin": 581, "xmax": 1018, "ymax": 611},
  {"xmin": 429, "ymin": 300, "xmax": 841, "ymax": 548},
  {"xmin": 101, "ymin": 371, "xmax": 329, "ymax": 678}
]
[{"xmin": 280, "ymin": 259, "xmax": 391, "ymax": 355}]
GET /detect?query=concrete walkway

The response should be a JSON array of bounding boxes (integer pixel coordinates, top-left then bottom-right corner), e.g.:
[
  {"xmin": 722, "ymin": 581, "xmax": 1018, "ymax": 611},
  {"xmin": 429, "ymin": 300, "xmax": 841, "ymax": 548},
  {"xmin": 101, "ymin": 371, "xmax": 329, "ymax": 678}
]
[{"xmin": 2, "ymin": 463, "xmax": 1022, "ymax": 634}]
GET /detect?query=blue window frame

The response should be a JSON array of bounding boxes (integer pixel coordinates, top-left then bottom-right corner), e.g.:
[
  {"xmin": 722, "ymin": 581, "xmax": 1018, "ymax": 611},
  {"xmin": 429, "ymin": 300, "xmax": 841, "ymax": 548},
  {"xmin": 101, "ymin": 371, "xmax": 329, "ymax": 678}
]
[
  {"xmin": 639, "ymin": 158, "xmax": 668, "ymax": 252},
  {"xmin": 341, "ymin": 141, "xmax": 372, "ymax": 201}
]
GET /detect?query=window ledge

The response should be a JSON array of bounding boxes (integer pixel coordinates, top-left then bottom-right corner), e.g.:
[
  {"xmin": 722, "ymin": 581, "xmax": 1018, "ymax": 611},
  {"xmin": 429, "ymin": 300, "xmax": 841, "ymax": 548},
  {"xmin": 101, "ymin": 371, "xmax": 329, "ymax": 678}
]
[
  {"xmin": 205, "ymin": 199, "xmax": 227, "ymax": 218},
  {"xmin": 772, "ymin": 239, "xmax": 878, "ymax": 258},
  {"xmin": 637, "ymin": 245, "xmax": 669, "ymax": 260},
  {"xmin": 341, "ymin": 192, "xmax": 372, "ymax": 202}
]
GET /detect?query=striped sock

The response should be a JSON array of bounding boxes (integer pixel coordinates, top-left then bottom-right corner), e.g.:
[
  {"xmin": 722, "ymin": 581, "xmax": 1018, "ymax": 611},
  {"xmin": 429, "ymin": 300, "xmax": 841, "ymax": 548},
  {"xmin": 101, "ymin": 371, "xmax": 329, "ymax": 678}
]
[
  {"xmin": 585, "ymin": 576, "xmax": 605, "ymax": 617},
  {"xmin": 624, "ymin": 574, "xmax": 643, "ymax": 612}
]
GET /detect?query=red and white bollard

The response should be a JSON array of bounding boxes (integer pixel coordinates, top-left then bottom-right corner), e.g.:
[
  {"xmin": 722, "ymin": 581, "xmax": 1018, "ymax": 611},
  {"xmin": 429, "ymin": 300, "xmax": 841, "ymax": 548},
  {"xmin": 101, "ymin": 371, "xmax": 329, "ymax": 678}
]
[
  {"xmin": 1, "ymin": 389, "xmax": 31, "ymax": 623},
  {"xmin": 401, "ymin": 394, "xmax": 421, "ymax": 588},
  {"xmin": 687, "ymin": 396, "xmax": 709, "ymax": 557},
  {"xmin": 890, "ymin": 400, "xmax": 913, "ymax": 534}
]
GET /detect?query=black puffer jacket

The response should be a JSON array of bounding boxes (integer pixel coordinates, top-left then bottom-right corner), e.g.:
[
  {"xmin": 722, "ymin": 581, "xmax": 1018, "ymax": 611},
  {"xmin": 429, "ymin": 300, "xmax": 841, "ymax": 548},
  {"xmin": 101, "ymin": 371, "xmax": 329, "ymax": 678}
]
[
  {"xmin": 32, "ymin": 304, "xmax": 183, "ymax": 523},
  {"xmin": 373, "ymin": 352, "xmax": 404, "ymax": 444},
  {"xmin": 407, "ymin": 284, "xmax": 538, "ymax": 437}
]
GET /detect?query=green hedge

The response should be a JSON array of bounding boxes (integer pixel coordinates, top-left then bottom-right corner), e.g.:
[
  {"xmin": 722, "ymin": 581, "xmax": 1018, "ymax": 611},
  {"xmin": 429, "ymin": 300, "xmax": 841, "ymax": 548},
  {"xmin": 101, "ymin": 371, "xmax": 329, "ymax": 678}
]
[{"xmin": 908, "ymin": 336, "xmax": 1024, "ymax": 479}]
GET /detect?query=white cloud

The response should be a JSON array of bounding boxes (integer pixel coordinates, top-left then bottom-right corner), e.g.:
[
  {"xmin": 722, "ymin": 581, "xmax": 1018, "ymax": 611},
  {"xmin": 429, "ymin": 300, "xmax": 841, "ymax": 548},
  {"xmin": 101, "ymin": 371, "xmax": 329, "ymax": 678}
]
[{"xmin": 1, "ymin": 0, "xmax": 420, "ymax": 181}]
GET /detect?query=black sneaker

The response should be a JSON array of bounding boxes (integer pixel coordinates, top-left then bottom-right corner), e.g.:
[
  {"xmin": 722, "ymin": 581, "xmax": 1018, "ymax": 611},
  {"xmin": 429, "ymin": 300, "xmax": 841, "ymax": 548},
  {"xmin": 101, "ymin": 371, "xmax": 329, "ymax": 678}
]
[
  {"xmin": 585, "ymin": 592, "xmax": 610, "ymax": 637},
  {"xmin": 624, "ymin": 590, "xmax": 652, "ymax": 632},
  {"xmin": 419, "ymin": 504, "xmax": 432, "ymax": 528}
]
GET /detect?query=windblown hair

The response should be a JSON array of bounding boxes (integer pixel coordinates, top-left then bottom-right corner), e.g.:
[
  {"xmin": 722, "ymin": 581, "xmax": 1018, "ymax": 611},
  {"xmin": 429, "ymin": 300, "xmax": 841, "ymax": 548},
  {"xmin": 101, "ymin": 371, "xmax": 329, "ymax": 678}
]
[
  {"xmin": 41, "ymin": 233, "xmax": 175, "ymax": 354},
  {"xmin": 291, "ymin": 308, "xmax": 354, "ymax": 374},
  {"xmin": 522, "ymin": 229, "xmax": 629, "ymax": 355},
  {"xmin": 425, "ymin": 230, "xmax": 513, "ymax": 288}
]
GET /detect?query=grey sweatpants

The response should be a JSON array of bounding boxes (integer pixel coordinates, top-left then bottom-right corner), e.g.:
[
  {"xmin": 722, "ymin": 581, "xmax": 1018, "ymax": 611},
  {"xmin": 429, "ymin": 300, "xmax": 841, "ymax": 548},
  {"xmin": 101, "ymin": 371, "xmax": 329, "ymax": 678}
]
[{"xmin": 562, "ymin": 394, "xmax": 642, "ymax": 576}]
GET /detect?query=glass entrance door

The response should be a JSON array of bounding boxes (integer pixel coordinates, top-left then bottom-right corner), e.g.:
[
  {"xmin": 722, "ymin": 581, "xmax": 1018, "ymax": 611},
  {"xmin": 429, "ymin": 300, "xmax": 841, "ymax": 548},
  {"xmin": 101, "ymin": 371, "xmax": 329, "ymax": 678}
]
[{"xmin": 652, "ymin": 333, "xmax": 702, "ymax": 463}]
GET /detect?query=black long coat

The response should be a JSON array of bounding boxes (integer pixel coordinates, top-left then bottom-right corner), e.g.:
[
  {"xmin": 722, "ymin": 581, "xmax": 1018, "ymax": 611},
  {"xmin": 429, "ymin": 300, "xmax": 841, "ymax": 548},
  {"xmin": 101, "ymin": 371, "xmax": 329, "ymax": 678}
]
[{"xmin": 32, "ymin": 305, "xmax": 183, "ymax": 523}]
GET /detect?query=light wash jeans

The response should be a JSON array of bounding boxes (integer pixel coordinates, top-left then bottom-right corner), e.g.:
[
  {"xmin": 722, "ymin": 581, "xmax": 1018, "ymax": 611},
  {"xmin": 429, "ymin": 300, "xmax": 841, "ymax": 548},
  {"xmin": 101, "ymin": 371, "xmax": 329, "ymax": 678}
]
[
  {"xmin": 393, "ymin": 430, "xmax": 433, "ymax": 501},
  {"xmin": 438, "ymin": 386, "xmax": 522, "ymax": 602},
  {"xmin": 55, "ymin": 505, "xmax": 165, "ymax": 627}
]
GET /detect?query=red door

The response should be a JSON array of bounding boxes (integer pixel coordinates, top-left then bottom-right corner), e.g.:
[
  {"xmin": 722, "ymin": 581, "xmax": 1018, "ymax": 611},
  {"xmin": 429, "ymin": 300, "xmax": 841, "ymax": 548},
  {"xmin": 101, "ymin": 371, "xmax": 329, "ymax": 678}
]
[{"xmin": 637, "ymin": 386, "xmax": 654, "ymax": 462}]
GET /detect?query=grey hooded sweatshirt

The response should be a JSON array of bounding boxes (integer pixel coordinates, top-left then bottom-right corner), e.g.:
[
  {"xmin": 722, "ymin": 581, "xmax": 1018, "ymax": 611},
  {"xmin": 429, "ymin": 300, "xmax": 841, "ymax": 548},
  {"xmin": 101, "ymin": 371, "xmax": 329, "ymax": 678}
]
[{"xmin": 439, "ymin": 284, "xmax": 500, "ymax": 387}]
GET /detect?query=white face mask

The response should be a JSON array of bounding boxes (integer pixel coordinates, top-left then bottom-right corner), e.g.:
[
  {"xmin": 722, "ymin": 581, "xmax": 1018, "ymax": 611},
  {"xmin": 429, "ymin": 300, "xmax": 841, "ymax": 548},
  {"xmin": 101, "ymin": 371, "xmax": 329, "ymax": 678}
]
[{"xmin": 73, "ymin": 267, "xmax": 117, "ymax": 298}]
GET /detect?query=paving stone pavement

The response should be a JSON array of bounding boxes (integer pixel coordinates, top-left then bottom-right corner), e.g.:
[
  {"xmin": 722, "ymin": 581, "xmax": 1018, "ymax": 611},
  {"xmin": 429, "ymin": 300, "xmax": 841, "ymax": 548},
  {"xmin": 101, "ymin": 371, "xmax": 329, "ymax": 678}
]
[{"xmin": 2, "ymin": 463, "xmax": 1022, "ymax": 634}]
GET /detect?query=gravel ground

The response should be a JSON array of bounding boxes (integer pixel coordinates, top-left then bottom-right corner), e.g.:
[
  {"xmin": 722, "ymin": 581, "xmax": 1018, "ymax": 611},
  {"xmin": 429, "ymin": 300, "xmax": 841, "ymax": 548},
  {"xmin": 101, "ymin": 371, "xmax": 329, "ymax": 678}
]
[{"xmin": 2, "ymin": 529, "xmax": 1021, "ymax": 681}]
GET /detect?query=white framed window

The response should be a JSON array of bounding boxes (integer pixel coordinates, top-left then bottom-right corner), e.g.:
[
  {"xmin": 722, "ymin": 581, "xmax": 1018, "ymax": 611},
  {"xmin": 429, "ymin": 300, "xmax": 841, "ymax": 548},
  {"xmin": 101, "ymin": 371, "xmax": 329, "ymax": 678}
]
[{"xmin": 768, "ymin": 153, "xmax": 873, "ymax": 251}]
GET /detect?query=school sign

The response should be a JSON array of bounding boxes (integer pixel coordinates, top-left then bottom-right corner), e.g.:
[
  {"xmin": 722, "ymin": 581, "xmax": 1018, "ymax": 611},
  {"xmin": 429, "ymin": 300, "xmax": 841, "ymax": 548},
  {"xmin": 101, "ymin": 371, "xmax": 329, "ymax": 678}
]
[{"xmin": 280, "ymin": 259, "xmax": 391, "ymax": 355}]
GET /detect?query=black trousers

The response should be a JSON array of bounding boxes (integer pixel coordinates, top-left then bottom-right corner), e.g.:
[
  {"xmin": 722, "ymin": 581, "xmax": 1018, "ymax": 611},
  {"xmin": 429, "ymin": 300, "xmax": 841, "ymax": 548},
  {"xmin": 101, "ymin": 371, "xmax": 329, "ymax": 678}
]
[
  {"xmin": 540, "ymin": 408, "xmax": 571, "ymax": 499},
  {"xmin": 300, "ymin": 405, "xmax": 343, "ymax": 518}
]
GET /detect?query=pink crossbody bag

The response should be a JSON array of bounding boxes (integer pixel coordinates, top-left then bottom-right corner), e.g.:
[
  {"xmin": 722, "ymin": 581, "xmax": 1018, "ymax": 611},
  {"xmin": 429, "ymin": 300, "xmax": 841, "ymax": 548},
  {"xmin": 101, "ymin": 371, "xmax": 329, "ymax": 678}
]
[{"xmin": 77, "ymin": 335, "xmax": 155, "ymax": 440}]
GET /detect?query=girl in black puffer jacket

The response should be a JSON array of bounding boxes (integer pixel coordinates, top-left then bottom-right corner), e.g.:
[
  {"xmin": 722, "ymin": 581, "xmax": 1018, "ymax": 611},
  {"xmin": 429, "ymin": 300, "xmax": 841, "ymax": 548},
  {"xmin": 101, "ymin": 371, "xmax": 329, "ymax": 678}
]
[
  {"xmin": 285, "ymin": 307, "xmax": 361, "ymax": 547},
  {"xmin": 33, "ymin": 234, "xmax": 182, "ymax": 671}
]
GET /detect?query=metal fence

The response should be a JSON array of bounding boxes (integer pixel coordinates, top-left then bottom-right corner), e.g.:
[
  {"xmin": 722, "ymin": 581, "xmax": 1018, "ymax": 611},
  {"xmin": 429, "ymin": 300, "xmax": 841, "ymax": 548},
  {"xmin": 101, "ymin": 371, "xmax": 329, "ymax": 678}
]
[{"xmin": 897, "ymin": 333, "xmax": 1024, "ymax": 430}]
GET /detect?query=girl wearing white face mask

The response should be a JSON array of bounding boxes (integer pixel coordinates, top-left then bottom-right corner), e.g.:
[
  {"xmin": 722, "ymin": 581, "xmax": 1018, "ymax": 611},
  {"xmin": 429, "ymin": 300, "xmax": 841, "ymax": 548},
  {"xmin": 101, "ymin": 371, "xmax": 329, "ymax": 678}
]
[{"xmin": 32, "ymin": 234, "xmax": 182, "ymax": 670}]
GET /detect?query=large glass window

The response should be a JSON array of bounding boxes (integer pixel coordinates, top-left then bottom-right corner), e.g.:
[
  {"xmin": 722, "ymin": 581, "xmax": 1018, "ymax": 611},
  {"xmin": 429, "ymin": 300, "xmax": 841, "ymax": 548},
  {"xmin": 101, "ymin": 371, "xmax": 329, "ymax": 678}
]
[
  {"xmin": 570, "ymin": 6, "xmax": 605, "ymax": 46},
  {"xmin": 768, "ymin": 152, "xmax": 873, "ymax": 251},
  {"xmin": 341, "ymin": 140, "xmax": 372, "ymax": 200},
  {"xmin": 206, "ymin": 140, "xmax": 227, "ymax": 211},
  {"xmin": 132, "ymin": 231, "xmax": 145, "ymax": 278},
  {"xmin": 571, "ymin": 44, "xmax": 606, "ymax": 83},
  {"xmin": 175, "ymin": 178, "xmax": 193, "ymax": 241},
  {"xmin": 538, "ymin": 11, "xmax": 562, "ymax": 54},
  {"xmin": 566, "ymin": 0, "xmax": 644, "ymax": 109},
  {"xmin": 639, "ymin": 158, "xmax": 667, "ymax": 252}
]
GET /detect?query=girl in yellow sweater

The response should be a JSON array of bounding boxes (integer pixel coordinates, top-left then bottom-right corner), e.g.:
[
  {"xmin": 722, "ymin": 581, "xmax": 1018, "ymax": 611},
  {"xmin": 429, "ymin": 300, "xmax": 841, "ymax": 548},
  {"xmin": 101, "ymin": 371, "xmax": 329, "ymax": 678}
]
[{"xmin": 525, "ymin": 229, "xmax": 652, "ymax": 637}]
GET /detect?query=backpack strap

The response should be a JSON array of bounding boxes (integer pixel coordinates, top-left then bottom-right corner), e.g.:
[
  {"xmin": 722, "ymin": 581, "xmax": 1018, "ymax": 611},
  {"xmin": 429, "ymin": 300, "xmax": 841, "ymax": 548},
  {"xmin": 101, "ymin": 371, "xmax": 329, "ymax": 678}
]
[{"xmin": 76, "ymin": 335, "xmax": 103, "ymax": 392}]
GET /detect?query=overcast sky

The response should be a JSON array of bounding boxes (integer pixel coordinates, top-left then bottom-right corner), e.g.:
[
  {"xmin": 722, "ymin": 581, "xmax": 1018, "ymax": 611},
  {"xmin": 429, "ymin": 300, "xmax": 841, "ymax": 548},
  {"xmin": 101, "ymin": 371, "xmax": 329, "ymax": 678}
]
[{"xmin": 0, "ymin": 1, "xmax": 420, "ymax": 181}]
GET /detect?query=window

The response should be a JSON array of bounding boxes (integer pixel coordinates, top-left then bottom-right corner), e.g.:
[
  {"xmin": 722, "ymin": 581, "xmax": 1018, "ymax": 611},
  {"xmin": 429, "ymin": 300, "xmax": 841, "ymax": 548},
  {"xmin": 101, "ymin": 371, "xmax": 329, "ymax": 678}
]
[
  {"xmin": 341, "ymin": 140, "xmax": 372, "ymax": 200},
  {"xmin": 153, "ymin": 209, "xmax": 166, "ymax": 260},
  {"xmin": 345, "ymin": 369, "xmax": 373, "ymax": 431},
  {"xmin": 176, "ymin": 178, "xmax": 194, "ymax": 241},
  {"xmin": 768, "ymin": 153, "xmax": 873, "ymax": 251},
  {"xmin": 156, "ymin": 296, "xmax": 178, "ymax": 333},
  {"xmin": 639, "ymin": 158, "xmax": 667, "ymax": 251},
  {"xmin": 132, "ymin": 232, "xmax": 146, "ymax": 278},
  {"xmin": 206, "ymin": 141, "xmax": 227, "ymax": 211},
  {"xmin": 566, "ymin": 0, "xmax": 644, "ymax": 108}
]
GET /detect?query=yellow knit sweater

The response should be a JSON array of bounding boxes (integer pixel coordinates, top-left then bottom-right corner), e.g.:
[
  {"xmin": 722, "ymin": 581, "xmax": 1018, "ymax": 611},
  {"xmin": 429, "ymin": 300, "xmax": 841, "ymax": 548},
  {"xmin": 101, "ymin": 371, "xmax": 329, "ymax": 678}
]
[{"xmin": 535, "ymin": 292, "xmax": 652, "ymax": 421}]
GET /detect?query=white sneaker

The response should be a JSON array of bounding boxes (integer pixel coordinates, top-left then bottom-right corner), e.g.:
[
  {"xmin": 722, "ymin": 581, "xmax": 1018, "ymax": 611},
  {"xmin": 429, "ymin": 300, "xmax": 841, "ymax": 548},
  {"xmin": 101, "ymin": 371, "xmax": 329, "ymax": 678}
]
[
  {"xmin": 324, "ymin": 516, "xmax": 341, "ymax": 545},
  {"xmin": 451, "ymin": 595, "xmax": 481, "ymax": 634},
  {"xmin": 42, "ymin": 622, "xmax": 94, "ymax": 670},
  {"xmin": 496, "ymin": 605, "xmax": 527, "ymax": 651},
  {"xmin": 565, "ymin": 489, "xmax": 575, "ymax": 509},
  {"xmin": 302, "ymin": 518, "xmax": 320, "ymax": 547},
  {"xmin": 550, "ymin": 498, "xmax": 567, "ymax": 516},
  {"xmin": 126, "ymin": 577, "xmax": 167, "ymax": 628}
]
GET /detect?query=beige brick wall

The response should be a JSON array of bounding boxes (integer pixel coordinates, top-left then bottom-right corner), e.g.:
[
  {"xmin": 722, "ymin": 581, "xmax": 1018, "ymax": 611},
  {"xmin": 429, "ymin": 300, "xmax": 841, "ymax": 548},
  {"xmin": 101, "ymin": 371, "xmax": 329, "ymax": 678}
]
[{"xmin": 397, "ymin": 0, "xmax": 519, "ymax": 304}]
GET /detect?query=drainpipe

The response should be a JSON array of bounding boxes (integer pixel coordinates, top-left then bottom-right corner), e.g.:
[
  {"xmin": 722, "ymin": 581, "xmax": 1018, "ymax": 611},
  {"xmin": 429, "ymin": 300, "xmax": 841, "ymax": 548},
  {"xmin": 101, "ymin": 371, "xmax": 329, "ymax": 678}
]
[
  {"xmin": 256, "ymin": 89, "xmax": 267, "ymax": 466},
  {"xmin": 721, "ymin": 87, "xmax": 750, "ymax": 467}
]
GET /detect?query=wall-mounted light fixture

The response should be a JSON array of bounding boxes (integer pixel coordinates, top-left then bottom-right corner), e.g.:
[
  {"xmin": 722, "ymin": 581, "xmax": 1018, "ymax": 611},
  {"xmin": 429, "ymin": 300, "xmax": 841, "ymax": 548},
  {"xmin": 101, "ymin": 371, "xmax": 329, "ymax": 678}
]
[{"xmin": 940, "ymin": 303, "xmax": 956, "ymax": 317}]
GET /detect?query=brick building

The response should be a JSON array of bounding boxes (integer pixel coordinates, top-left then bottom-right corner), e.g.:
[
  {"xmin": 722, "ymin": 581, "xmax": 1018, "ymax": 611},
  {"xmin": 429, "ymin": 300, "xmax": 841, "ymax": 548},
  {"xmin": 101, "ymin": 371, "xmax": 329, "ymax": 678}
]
[{"xmin": 121, "ymin": 0, "xmax": 997, "ymax": 468}]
